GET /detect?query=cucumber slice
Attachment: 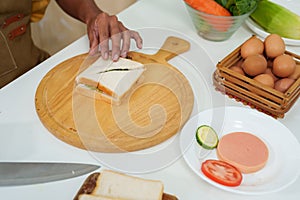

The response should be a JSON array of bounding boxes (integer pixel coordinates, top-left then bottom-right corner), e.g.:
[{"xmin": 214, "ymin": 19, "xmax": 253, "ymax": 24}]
[{"xmin": 196, "ymin": 125, "xmax": 219, "ymax": 150}]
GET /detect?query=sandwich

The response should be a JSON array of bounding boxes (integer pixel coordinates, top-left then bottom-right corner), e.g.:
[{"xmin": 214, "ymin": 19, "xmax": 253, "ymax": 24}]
[
  {"xmin": 75, "ymin": 56, "xmax": 145, "ymax": 105},
  {"xmin": 77, "ymin": 170, "xmax": 164, "ymax": 200}
]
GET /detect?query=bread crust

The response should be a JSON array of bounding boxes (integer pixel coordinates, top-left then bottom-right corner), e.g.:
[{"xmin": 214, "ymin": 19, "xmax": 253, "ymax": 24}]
[
  {"xmin": 73, "ymin": 173, "xmax": 178, "ymax": 200},
  {"xmin": 74, "ymin": 85, "xmax": 120, "ymax": 105}
]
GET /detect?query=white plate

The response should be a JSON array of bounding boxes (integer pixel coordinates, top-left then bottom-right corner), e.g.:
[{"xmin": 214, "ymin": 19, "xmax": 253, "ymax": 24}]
[
  {"xmin": 245, "ymin": 0, "xmax": 300, "ymax": 46},
  {"xmin": 180, "ymin": 106, "xmax": 300, "ymax": 195}
]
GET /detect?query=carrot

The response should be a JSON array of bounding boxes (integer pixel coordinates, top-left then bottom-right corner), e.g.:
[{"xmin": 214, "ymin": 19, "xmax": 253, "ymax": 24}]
[{"xmin": 185, "ymin": 0, "xmax": 231, "ymax": 16}]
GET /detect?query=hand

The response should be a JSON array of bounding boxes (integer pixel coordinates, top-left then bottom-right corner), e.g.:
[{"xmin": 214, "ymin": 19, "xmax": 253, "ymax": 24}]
[{"xmin": 87, "ymin": 12, "xmax": 143, "ymax": 61}]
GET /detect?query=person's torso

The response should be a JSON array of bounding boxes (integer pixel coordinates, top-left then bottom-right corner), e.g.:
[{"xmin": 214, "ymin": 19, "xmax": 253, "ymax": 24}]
[{"xmin": 0, "ymin": 0, "xmax": 49, "ymax": 88}]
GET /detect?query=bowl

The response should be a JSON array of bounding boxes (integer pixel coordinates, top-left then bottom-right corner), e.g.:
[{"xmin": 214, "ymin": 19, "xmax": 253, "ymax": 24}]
[{"xmin": 184, "ymin": 1, "xmax": 256, "ymax": 41}]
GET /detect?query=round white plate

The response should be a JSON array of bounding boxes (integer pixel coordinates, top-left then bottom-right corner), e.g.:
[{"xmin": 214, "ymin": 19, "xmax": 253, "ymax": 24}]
[
  {"xmin": 245, "ymin": 0, "xmax": 300, "ymax": 46},
  {"xmin": 180, "ymin": 106, "xmax": 300, "ymax": 195}
]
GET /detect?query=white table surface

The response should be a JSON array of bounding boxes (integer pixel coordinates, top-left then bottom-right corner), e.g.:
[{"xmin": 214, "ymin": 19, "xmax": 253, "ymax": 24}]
[{"xmin": 1, "ymin": 0, "xmax": 300, "ymax": 199}]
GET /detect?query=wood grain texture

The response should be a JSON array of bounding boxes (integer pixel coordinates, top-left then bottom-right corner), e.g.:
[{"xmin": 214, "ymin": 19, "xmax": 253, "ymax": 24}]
[{"xmin": 35, "ymin": 36, "xmax": 194, "ymax": 152}]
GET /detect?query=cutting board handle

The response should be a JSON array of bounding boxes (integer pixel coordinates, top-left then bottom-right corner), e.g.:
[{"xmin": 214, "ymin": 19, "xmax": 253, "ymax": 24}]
[{"xmin": 154, "ymin": 36, "xmax": 190, "ymax": 62}]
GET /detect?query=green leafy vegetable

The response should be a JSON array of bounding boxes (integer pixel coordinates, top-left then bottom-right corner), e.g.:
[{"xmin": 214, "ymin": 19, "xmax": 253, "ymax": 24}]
[
  {"xmin": 215, "ymin": 0, "xmax": 258, "ymax": 15},
  {"xmin": 97, "ymin": 68, "xmax": 129, "ymax": 74}
]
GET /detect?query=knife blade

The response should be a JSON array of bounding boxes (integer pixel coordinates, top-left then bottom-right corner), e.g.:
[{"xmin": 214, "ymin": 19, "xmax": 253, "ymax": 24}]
[{"xmin": 0, "ymin": 162, "xmax": 100, "ymax": 186}]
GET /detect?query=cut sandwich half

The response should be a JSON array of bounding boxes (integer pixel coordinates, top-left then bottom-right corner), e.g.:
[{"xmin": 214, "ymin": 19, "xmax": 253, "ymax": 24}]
[
  {"xmin": 74, "ymin": 172, "xmax": 178, "ymax": 200},
  {"xmin": 92, "ymin": 170, "xmax": 164, "ymax": 200},
  {"xmin": 75, "ymin": 56, "xmax": 145, "ymax": 105}
]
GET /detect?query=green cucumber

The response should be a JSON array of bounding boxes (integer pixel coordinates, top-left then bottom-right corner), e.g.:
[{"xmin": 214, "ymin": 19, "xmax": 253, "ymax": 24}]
[{"xmin": 196, "ymin": 125, "xmax": 219, "ymax": 150}]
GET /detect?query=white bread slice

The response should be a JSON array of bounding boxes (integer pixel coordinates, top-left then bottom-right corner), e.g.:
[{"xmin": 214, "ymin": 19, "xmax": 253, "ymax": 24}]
[
  {"xmin": 75, "ymin": 83, "xmax": 121, "ymax": 105},
  {"xmin": 93, "ymin": 170, "xmax": 164, "ymax": 200},
  {"xmin": 78, "ymin": 194, "xmax": 121, "ymax": 200},
  {"xmin": 75, "ymin": 57, "xmax": 145, "ymax": 105}
]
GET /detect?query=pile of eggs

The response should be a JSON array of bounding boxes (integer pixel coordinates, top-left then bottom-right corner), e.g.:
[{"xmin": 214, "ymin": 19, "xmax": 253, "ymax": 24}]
[{"xmin": 230, "ymin": 34, "xmax": 300, "ymax": 93}]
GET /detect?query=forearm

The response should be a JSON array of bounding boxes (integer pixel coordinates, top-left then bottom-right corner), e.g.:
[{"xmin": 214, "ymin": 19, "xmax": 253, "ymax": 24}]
[{"xmin": 55, "ymin": 0, "xmax": 102, "ymax": 24}]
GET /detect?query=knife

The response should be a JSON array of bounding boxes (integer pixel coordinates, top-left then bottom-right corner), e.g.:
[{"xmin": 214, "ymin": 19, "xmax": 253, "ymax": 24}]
[{"xmin": 0, "ymin": 162, "xmax": 100, "ymax": 186}]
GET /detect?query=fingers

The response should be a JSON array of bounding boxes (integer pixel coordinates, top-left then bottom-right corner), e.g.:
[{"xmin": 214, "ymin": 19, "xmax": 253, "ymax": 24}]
[
  {"xmin": 88, "ymin": 29, "xmax": 99, "ymax": 55},
  {"xmin": 87, "ymin": 15, "xmax": 99, "ymax": 55},
  {"xmin": 118, "ymin": 22, "xmax": 143, "ymax": 58},
  {"xmin": 120, "ymin": 30, "xmax": 131, "ymax": 58},
  {"xmin": 131, "ymin": 30, "xmax": 143, "ymax": 49},
  {"xmin": 118, "ymin": 22, "xmax": 130, "ymax": 58},
  {"xmin": 109, "ymin": 16, "xmax": 121, "ymax": 61},
  {"xmin": 97, "ymin": 13, "xmax": 110, "ymax": 59},
  {"xmin": 90, "ymin": 12, "xmax": 143, "ymax": 60}
]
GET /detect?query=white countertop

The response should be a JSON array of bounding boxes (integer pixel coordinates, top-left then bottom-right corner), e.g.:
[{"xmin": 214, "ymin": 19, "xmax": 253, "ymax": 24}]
[{"xmin": 0, "ymin": 0, "xmax": 300, "ymax": 199}]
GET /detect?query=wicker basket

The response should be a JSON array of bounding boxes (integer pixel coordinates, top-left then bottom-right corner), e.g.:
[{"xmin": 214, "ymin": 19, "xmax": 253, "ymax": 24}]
[{"xmin": 213, "ymin": 36, "xmax": 300, "ymax": 118}]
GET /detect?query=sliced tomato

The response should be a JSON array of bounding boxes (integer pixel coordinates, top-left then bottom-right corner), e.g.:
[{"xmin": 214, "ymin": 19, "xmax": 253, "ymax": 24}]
[{"xmin": 201, "ymin": 159, "xmax": 242, "ymax": 187}]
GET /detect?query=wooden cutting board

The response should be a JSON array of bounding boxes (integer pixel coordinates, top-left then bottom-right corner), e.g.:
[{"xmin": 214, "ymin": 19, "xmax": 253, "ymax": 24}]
[{"xmin": 35, "ymin": 36, "xmax": 194, "ymax": 152}]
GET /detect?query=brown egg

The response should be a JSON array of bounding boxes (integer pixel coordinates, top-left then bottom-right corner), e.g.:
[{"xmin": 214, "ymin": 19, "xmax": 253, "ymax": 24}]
[
  {"xmin": 240, "ymin": 37, "xmax": 264, "ymax": 59},
  {"xmin": 274, "ymin": 78, "xmax": 295, "ymax": 93},
  {"xmin": 264, "ymin": 68, "xmax": 279, "ymax": 82},
  {"xmin": 288, "ymin": 64, "xmax": 300, "ymax": 80},
  {"xmin": 273, "ymin": 54, "xmax": 296, "ymax": 77},
  {"xmin": 230, "ymin": 65, "xmax": 245, "ymax": 75},
  {"xmin": 253, "ymin": 74, "xmax": 274, "ymax": 88},
  {"xmin": 235, "ymin": 59, "xmax": 244, "ymax": 68},
  {"xmin": 264, "ymin": 34, "xmax": 285, "ymax": 58},
  {"xmin": 242, "ymin": 54, "xmax": 267, "ymax": 76}
]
